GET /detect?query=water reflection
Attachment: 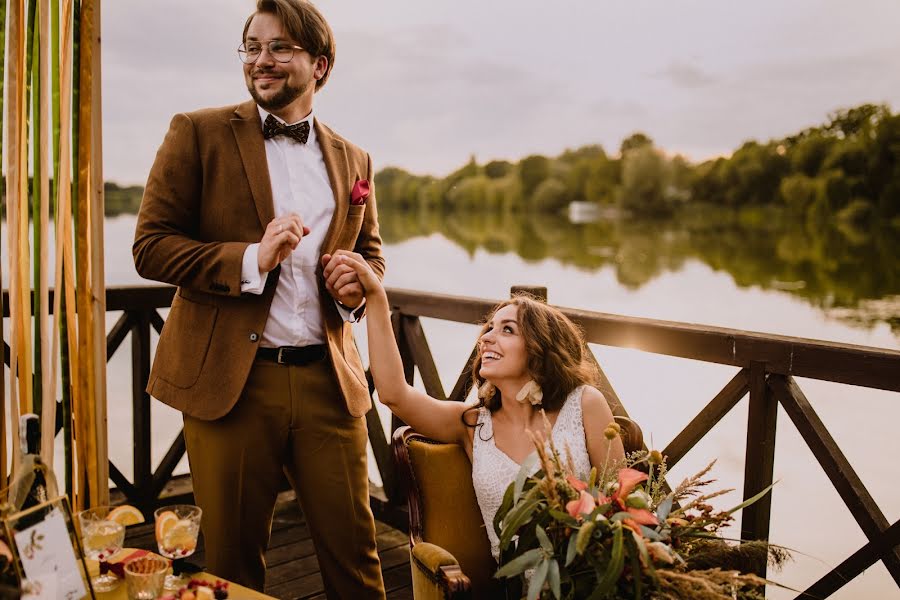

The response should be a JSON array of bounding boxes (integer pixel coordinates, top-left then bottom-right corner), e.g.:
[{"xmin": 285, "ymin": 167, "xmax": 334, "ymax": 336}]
[{"xmin": 379, "ymin": 206, "xmax": 900, "ymax": 334}]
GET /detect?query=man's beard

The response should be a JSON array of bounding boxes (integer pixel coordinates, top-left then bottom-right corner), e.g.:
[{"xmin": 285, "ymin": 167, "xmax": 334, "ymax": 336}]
[{"xmin": 247, "ymin": 72, "xmax": 307, "ymax": 113}]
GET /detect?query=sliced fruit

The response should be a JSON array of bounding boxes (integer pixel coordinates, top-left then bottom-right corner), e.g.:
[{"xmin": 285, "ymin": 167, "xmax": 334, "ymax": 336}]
[
  {"xmin": 108, "ymin": 504, "xmax": 145, "ymax": 526},
  {"xmin": 163, "ymin": 519, "xmax": 199, "ymax": 553},
  {"xmin": 155, "ymin": 510, "xmax": 179, "ymax": 541}
]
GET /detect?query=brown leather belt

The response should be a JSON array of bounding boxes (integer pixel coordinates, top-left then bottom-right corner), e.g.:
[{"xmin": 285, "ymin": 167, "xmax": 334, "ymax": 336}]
[{"xmin": 256, "ymin": 344, "xmax": 327, "ymax": 365}]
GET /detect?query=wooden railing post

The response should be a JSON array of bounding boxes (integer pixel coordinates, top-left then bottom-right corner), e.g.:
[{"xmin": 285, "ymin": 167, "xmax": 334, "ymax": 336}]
[
  {"xmin": 131, "ymin": 309, "xmax": 153, "ymax": 513},
  {"xmin": 741, "ymin": 360, "xmax": 777, "ymax": 580}
]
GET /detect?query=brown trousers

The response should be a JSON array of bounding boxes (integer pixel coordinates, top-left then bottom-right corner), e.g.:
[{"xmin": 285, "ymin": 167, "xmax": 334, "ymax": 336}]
[{"xmin": 183, "ymin": 358, "xmax": 385, "ymax": 598}]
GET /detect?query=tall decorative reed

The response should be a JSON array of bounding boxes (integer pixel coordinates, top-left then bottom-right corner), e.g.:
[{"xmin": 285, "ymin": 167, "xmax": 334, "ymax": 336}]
[{"xmin": 2, "ymin": 0, "xmax": 107, "ymax": 509}]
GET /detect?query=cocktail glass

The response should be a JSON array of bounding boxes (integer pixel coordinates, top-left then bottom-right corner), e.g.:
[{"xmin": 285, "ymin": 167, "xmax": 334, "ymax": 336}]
[
  {"xmin": 77, "ymin": 506, "xmax": 126, "ymax": 592},
  {"xmin": 154, "ymin": 504, "xmax": 202, "ymax": 591}
]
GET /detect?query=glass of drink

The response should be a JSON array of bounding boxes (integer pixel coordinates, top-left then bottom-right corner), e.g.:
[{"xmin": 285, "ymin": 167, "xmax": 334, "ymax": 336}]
[
  {"xmin": 154, "ymin": 505, "xmax": 202, "ymax": 591},
  {"xmin": 77, "ymin": 506, "xmax": 126, "ymax": 592}
]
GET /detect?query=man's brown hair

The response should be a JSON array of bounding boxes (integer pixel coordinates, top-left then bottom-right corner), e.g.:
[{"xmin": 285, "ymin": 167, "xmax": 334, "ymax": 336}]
[{"xmin": 243, "ymin": 0, "xmax": 335, "ymax": 90}]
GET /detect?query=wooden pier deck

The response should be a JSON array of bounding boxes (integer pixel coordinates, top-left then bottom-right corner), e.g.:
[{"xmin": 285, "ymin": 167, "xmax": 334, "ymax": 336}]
[{"xmin": 124, "ymin": 491, "xmax": 413, "ymax": 599}]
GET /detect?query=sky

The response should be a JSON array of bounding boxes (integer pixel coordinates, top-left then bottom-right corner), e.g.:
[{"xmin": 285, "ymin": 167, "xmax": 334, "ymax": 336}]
[{"xmin": 102, "ymin": 0, "xmax": 900, "ymax": 185}]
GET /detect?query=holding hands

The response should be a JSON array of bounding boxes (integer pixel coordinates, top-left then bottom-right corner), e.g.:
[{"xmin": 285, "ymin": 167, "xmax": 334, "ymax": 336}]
[
  {"xmin": 321, "ymin": 250, "xmax": 384, "ymax": 308},
  {"xmin": 258, "ymin": 213, "xmax": 310, "ymax": 273}
]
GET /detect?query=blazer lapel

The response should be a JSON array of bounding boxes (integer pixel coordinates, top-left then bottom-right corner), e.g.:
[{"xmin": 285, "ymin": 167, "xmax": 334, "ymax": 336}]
[
  {"xmin": 316, "ymin": 118, "xmax": 350, "ymax": 255},
  {"xmin": 231, "ymin": 101, "xmax": 274, "ymax": 230}
]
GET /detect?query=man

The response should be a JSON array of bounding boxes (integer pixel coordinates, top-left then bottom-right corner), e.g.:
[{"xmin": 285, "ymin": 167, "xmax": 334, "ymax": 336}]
[{"xmin": 133, "ymin": 1, "xmax": 385, "ymax": 597}]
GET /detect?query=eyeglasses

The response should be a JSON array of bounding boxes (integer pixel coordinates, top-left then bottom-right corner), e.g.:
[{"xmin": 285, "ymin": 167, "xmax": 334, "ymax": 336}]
[{"xmin": 238, "ymin": 41, "xmax": 304, "ymax": 64}]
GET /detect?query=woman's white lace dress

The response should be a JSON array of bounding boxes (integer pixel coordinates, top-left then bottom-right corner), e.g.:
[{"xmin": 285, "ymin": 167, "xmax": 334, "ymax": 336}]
[{"xmin": 471, "ymin": 385, "xmax": 592, "ymax": 561}]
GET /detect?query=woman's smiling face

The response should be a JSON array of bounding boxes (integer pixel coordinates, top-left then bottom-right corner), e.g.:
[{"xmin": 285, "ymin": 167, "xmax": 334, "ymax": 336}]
[{"xmin": 478, "ymin": 304, "xmax": 529, "ymax": 383}]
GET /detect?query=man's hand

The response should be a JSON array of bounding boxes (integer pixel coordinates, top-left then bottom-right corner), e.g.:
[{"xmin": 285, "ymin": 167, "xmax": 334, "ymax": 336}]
[
  {"xmin": 321, "ymin": 251, "xmax": 372, "ymax": 308},
  {"xmin": 258, "ymin": 214, "xmax": 309, "ymax": 273}
]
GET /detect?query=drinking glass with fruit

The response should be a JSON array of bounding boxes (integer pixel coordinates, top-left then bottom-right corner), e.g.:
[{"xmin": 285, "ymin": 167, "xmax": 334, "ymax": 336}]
[
  {"xmin": 77, "ymin": 506, "xmax": 127, "ymax": 592},
  {"xmin": 154, "ymin": 505, "xmax": 202, "ymax": 591}
]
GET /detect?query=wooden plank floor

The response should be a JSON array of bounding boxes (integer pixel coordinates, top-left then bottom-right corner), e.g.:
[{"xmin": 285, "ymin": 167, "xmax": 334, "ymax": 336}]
[{"xmin": 124, "ymin": 492, "xmax": 413, "ymax": 599}]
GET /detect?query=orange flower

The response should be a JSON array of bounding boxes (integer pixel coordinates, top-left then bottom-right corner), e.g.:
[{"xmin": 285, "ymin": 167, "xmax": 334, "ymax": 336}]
[
  {"xmin": 566, "ymin": 475, "xmax": 588, "ymax": 492},
  {"xmin": 566, "ymin": 490, "xmax": 596, "ymax": 519},
  {"xmin": 626, "ymin": 507, "xmax": 659, "ymax": 526},
  {"xmin": 622, "ymin": 507, "xmax": 659, "ymax": 536},
  {"xmin": 612, "ymin": 468, "xmax": 648, "ymax": 509}
]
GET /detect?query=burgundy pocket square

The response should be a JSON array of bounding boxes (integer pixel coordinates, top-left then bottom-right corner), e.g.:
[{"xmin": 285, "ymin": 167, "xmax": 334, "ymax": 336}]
[{"xmin": 351, "ymin": 179, "xmax": 370, "ymax": 205}]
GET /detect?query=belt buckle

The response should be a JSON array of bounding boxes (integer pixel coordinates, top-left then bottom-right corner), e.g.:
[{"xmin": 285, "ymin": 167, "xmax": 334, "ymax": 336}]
[{"xmin": 276, "ymin": 347, "xmax": 287, "ymax": 364}]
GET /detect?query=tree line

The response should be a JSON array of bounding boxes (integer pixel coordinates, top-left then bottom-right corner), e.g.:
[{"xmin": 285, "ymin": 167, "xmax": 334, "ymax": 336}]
[
  {"xmin": 3, "ymin": 103, "xmax": 896, "ymax": 227},
  {"xmin": 375, "ymin": 103, "xmax": 900, "ymax": 227},
  {"xmin": 0, "ymin": 181, "xmax": 145, "ymax": 218}
]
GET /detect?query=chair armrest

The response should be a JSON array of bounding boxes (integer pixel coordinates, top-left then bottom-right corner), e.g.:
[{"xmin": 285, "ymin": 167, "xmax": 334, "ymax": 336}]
[{"xmin": 411, "ymin": 541, "xmax": 472, "ymax": 599}]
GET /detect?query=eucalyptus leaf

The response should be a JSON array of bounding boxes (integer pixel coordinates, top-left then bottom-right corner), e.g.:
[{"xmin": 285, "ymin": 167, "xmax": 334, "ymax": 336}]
[
  {"xmin": 527, "ymin": 559, "xmax": 550, "ymax": 600},
  {"xmin": 549, "ymin": 509, "xmax": 579, "ymax": 527},
  {"xmin": 610, "ymin": 511, "xmax": 633, "ymax": 523},
  {"xmin": 655, "ymin": 494, "xmax": 674, "ymax": 521},
  {"xmin": 495, "ymin": 548, "xmax": 543, "ymax": 579},
  {"xmin": 499, "ymin": 496, "xmax": 541, "ymax": 549},
  {"xmin": 499, "ymin": 486, "xmax": 541, "ymax": 549},
  {"xmin": 548, "ymin": 559, "xmax": 561, "ymax": 599},
  {"xmin": 639, "ymin": 525, "xmax": 662, "ymax": 541},
  {"xmin": 495, "ymin": 482, "xmax": 516, "ymax": 537},
  {"xmin": 536, "ymin": 525, "xmax": 553, "ymax": 553},
  {"xmin": 515, "ymin": 453, "xmax": 540, "ymax": 500}
]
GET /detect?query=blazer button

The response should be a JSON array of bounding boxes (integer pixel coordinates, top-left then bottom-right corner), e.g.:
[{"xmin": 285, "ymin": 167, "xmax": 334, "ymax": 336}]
[{"xmin": 249, "ymin": 332, "xmax": 259, "ymax": 342}]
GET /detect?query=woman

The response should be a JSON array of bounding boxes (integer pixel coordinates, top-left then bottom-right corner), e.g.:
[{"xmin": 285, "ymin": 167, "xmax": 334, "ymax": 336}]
[{"xmin": 325, "ymin": 251, "xmax": 625, "ymax": 560}]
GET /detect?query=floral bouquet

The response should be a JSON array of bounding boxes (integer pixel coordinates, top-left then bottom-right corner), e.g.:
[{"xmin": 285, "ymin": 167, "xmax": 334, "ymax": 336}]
[{"xmin": 493, "ymin": 419, "xmax": 789, "ymax": 599}]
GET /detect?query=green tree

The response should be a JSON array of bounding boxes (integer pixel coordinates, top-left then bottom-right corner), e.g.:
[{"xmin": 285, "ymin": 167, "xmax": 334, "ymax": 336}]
[
  {"xmin": 531, "ymin": 178, "xmax": 568, "ymax": 213},
  {"xmin": 446, "ymin": 175, "xmax": 494, "ymax": 211},
  {"xmin": 779, "ymin": 173, "xmax": 820, "ymax": 214},
  {"xmin": 484, "ymin": 160, "xmax": 513, "ymax": 179},
  {"xmin": 559, "ymin": 144, "xmax": 607, "ymax": 164},
  {"xmin": 619, "ymin": 145, "xmax": 674, "ymax": 216},
  {"xmin": 584, "ymin": 155, "xmax": 620, "ymax": 205},
  {"xmin": 788, "ymin": 132, "xmax": 835, "ymax": 176},
  {"xmin": 619, "ymin": 132, "xmax": 653, "ymax": 157},
  {"xmin": 518, "ymin": 154, "xmax": 550, "ymax": 199}
]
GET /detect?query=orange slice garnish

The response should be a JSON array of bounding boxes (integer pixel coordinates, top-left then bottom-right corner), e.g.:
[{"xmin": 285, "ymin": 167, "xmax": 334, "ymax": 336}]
[
  {"xmin": 155, "ymin": 510, "xmax": 178, "ymax": 541},
  {"xmin": 108, "ymin": 504, "xmax": 145, "ymax": 526}
]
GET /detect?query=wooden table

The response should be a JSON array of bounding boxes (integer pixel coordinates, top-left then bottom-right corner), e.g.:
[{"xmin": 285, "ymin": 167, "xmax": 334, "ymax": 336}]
[{"xmin": 88, "ymin": 550, "xmax": 277, "ymax": 600}]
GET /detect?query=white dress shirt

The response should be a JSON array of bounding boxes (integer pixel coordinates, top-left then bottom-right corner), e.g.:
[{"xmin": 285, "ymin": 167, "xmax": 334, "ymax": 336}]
[{"xmin": 240, "ymin": 107, "xmax": 353, "ymax": 348}]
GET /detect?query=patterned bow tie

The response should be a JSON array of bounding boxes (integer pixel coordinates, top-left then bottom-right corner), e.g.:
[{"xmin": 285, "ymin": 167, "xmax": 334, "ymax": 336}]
[{"xmin": 263, "ymin": 114, "xmax": 310, "ymax": 144}]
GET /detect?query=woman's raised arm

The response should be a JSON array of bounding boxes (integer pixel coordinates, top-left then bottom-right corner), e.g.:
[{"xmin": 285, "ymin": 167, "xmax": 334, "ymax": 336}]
[{"xmin": 322, "ymin": 251, "xmax": 470, "ymax": 445}]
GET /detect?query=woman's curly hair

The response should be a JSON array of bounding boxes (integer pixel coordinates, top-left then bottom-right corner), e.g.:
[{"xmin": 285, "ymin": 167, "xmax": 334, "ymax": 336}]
[{"xmin": 465, "ymin": 294, "xmax": 598, "ymax": 424}]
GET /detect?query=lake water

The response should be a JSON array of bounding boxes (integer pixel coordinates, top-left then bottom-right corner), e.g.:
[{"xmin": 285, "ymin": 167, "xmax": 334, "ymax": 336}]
[{"xmin": 3, "ymin": 211, "xmax": 899, "ymax": 598}]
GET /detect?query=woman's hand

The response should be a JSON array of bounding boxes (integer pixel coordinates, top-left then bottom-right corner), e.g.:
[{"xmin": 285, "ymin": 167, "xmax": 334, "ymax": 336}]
[{"xmin": 321, "ymin": 250, "xmax": 384, "ymax": 305}]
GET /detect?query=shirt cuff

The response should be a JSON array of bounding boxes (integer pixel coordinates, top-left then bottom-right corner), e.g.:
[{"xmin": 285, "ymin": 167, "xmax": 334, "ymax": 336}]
[
  {"xmin": 240, "ymin": 243, "xmax": 266, "ymax": 295},
  {"xmin": 335, "ymin": 298, "xmax": 366, "ymax": 323}
]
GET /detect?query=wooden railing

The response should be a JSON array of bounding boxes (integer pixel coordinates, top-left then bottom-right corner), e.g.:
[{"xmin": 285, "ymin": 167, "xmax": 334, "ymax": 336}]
[
  {"xmin": 4, "ymin": 284, "xmax": 899, "ymax": 598},
  {"xmin": 377, "ymin": 287, "xmax": 900, "ymax": 600}
]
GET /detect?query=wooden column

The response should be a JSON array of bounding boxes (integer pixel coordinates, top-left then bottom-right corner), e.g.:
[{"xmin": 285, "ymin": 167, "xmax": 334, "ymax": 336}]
[
  {"xmin": 741, "ymin": 360, "xmax": 777, "ymax": 580},
  {"xmin": 74, "ymin": 0, "xmax": 107, "ymax": 508},
  {"xmin": 131, "ymin": 310, "xmax": 152, "ymax": 511}
]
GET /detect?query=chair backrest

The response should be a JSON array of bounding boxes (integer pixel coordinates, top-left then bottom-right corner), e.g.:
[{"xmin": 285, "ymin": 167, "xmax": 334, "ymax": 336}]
[{"xmin": 394, "ymin": 428, "xmax": 501, "ymax": 599}]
